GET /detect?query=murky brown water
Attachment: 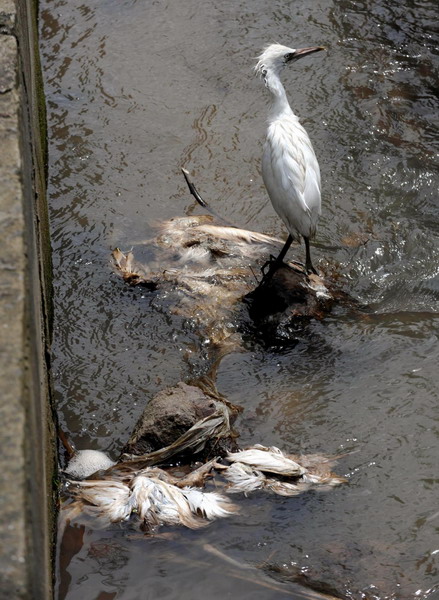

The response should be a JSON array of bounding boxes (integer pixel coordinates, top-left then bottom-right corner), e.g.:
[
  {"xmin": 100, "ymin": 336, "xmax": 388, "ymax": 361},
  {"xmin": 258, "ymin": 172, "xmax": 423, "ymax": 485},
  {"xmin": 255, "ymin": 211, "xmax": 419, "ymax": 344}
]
[{"xmin": 40, "ymin": 0, "xmax": 439, "ymax": 598}]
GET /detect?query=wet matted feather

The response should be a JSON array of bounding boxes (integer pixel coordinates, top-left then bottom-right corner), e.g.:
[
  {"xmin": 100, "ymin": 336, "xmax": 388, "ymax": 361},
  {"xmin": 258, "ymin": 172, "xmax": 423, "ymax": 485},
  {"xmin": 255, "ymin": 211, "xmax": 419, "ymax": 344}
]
[
  {"xmin": 223, "ymin": 445, "xmax": 346, "ymax": 497},
  {"xmin": 63, "ymin": 466, "xmax": 237, "ymax": 531},
  {"xmin": 119, "ymin": 402, "xmax": 235, "ymax": 468},
  {"xmin": 226, "ymin": 445, "xmax": 307, "ymax": 476}
]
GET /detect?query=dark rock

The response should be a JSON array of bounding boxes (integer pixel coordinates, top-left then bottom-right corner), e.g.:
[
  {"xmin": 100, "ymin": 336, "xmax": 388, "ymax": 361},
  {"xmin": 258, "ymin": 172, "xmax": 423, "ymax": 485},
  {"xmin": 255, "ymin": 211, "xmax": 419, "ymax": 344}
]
[
  {"xmin": 244, "ymin": 263, "xmax": 334, "ymax": 344},
  {"xmin": 122, "ymin": 382, "xmax": 239, "ymax": 461}
]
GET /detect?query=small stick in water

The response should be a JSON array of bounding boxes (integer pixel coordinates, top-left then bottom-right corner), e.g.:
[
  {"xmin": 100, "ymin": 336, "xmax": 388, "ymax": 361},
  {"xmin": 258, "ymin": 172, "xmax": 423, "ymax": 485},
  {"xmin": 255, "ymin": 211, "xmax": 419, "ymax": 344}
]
[
  {"xmin": 58, "ymin": 427, "xmax": 76, "ymax": 459},
  {"xmin": 181, "ymin": 168, "xmax": 236, "ymax": 228}
]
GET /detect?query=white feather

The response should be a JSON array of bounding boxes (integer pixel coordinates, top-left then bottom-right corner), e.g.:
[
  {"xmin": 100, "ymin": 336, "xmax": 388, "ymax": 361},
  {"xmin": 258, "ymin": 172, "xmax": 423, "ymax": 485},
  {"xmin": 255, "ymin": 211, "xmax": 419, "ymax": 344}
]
[
  {"xmin": 71, "ymin": 479, "xmax": 134, "ymax": 524},
  {"xmin": 227, "ymin": 445, "xmax": 307, "ymax": 476},
  {"xmin": 262, "ymin": 115, "xmax": 321, "ymax": 240},
  {"xmin": 182, "ymin": 488, "xmax": 236, "ymax": 519},
  {"xmin": 222, "ymin": 462, "xmax": 266, "ymax": 494},
  {"xmin": 267, "ymin": 480, "xmax": 311, "ymax": 497},
  {"xmin": 130, "ymin": 475, "xmax": 156, "ymax": 521},
  {"xmin": 301, "ymin": 471, "xmax": 347, "ymax": 488},
  {"xmin": 66, "ymin": 466, "xmax": 237, "ymax": 530},
  {"xmin": 193, "ymin": 224, "xmax": 280, "ymax": 246}
]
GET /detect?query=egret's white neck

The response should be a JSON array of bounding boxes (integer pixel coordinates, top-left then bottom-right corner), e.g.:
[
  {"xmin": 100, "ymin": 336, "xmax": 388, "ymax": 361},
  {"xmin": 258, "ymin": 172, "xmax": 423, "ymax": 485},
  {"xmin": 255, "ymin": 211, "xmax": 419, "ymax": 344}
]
[{"xmin": 264, "ymin": 69, "xmax": 295, "ymax": 121}]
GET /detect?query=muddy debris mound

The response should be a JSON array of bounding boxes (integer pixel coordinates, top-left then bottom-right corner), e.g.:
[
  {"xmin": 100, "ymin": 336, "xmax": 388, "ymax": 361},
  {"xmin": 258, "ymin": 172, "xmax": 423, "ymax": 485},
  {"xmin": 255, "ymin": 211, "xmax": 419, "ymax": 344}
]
[
  {"xmin": 112, "ymin": 216, "xmax": 362, "ymax": 352},
  {"xmin": 120, "ymin": 382, "xmax": 240, "ymax": 463},
  {"xmin": 246, "ymin": 266, "xmax": 333, "ymax": 319},
  {"xmin": 244, "ymin": 264, "xmax": 335, "ymax": 343}
]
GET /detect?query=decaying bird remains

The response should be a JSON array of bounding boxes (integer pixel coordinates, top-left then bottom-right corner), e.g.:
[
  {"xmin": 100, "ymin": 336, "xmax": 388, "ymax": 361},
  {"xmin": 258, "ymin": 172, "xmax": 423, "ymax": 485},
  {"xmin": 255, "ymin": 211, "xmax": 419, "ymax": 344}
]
[
  {"xmin": 63, "ymin": 439, "xmax": 345, "ymax": 531},
  {"xmin": 120, "ymin": 381, "xmax": 240, "ymax": 465},
  {"xmin": 61, "ymin": 169, "xmax": 354, "ymax": 533},
  {"xmin": 112, "ymin": 217, "xmax": 358, "ymax": 349},
  {"xmin": 62, "ymin": 380, "xmax": 346, "ymax": 532},
  {"xmin": 112, "ymin": 195, "xmax": 340, "ymax": 352},
  {"xmin": 222, "ymin": 445, "xmax": 346, "ymax": 496}
]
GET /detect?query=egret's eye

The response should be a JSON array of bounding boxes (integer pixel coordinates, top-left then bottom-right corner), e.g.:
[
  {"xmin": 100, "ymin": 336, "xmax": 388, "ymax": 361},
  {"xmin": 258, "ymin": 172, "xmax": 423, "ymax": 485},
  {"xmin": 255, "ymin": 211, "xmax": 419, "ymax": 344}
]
[{"xmin": 284, "ymin": 53, "xmax": 294, "ymax": 61}]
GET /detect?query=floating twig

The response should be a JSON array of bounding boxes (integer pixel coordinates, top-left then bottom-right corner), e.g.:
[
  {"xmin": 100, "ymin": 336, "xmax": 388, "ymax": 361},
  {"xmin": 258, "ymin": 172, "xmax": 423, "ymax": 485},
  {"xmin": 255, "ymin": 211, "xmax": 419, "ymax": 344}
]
[{"xmin": 181, "ymin": 168, "xmax": 236, "ymax": 228}]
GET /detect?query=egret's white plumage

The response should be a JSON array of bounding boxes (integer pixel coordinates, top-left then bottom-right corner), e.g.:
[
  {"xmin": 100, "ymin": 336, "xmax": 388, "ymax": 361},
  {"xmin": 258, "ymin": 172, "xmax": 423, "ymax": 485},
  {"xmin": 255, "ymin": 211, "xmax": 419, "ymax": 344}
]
[{"xmin": 255, "ymin": 43, "xmax": 325, "ymax": 274}]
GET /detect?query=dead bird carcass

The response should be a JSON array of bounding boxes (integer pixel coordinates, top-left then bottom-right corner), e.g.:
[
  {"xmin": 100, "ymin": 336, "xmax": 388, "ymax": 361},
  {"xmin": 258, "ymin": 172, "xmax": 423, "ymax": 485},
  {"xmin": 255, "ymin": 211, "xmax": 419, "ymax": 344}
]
[
  {"xmin": 60, "ymin": 388, "xmax": 346, "ymax": 533},
  {"xmin": 62, "ymin": 441, "xmax": 346, "ymax": 531},
  {"xmin": 63, "ymin": 463, "xmax": 237, "ymax": 531},
  {"xmin": 61, "ymin": 380, "xmax": 240, "ymax": 532},
  {"xmin": 221, "ymin": 445, "xmax": 346, "ymax": 497},
  {"xmin": 112, "ymin": 213, "xmax": 337, "ymax": 349}
]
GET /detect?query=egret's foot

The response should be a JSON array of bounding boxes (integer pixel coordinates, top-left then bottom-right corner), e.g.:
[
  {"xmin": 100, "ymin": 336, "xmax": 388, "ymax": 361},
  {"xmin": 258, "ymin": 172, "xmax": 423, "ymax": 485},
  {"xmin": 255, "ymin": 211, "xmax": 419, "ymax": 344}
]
[
  {"xmin": 260, "ymin": 256, "xmax": 288, "ymax": 286},
  {"xmin": 261, "ymin": 255, "xmax": 277, "ymax": 276},
  {"xmin": 262, "ymin": 257, "xmax": 308, "ymax": 284}
]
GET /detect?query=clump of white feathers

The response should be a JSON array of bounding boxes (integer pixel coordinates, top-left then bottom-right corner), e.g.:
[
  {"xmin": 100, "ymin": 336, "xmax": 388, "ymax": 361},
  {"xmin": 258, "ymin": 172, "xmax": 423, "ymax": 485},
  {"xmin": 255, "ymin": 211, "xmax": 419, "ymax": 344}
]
[
  {"xmin": 223, "ymin": 444, "xmax": 346, "ymax": 497},
  {"xmin": 62, "ymin": 444, "xmax": 345, "ymax": 532},
  {"xmin": 64, "ymin": 466, "xmax": 237, "ymax": 531}
]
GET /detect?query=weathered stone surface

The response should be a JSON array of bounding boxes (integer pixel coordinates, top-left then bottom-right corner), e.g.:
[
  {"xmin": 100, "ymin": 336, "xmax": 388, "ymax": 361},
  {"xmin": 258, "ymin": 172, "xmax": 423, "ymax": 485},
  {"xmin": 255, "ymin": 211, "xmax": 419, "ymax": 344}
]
[
  {"xmin": 0, "ymin": 34, "xmax": 16, "ymax": 92},
  {"xmin": 0, "ymin": 24, "xmax": 28, "ymax": 600},
  {"xmin": 0, "ymin": 0, "xmax": 15, "ymax": 35},
  {"xmin": 0, "ymin": 1, "xmax": 55, "ymax": 598},
  {"xmin": 122, "ymin": 382, "xmax": 238, "ymax": 460}
]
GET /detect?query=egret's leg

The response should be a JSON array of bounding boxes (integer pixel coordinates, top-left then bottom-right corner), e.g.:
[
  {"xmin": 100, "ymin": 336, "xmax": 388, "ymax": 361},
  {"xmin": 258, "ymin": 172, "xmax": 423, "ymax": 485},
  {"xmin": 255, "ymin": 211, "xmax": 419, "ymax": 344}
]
[
  {"xmin": 275, "ymin": 234, "xmax": 294, "ymax": 265},
  {"xmin": 304, "ymin": 237, "xmax": 318, "ymax": 275},
  {"xmin": 261, "ymin": 235, "xmax": 293, "ymax": 280}
]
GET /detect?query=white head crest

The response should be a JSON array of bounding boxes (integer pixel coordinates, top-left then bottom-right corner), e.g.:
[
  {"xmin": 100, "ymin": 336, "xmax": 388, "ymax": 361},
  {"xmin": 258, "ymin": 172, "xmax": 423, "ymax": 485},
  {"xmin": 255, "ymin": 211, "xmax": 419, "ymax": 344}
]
[{"xmin": 255, "ymin": 43, "xmax": 325, "ymax": 79}]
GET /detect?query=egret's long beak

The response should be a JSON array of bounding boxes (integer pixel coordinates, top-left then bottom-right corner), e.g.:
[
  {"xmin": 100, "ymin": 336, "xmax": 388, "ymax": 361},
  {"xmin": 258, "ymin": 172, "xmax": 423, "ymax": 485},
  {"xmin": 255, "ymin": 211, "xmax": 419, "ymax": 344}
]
[{"xmin": 291, "ymin": 46, "xmax": 326, "ymax": 61}]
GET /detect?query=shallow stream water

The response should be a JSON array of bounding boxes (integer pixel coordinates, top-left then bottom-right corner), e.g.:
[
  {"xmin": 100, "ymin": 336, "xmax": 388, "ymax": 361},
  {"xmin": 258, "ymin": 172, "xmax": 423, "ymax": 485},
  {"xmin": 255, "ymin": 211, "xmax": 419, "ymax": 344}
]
[{"xmin": 40, "ymin": 0, "xmax": 438, "ymax": 598}]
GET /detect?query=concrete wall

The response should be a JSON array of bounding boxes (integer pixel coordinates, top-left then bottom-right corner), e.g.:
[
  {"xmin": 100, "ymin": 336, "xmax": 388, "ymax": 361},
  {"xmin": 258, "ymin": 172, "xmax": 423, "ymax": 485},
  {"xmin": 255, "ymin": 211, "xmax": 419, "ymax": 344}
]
[{"xmin": 0, "ymin": 0, "xmax": 55, "ymax": 598}]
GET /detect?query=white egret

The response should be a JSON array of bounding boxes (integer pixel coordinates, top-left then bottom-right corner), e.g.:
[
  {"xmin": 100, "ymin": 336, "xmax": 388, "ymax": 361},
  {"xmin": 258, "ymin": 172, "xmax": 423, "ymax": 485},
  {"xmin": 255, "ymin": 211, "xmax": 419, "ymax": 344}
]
[{"xmin": 255, "ymin": 43, "xmax": 325, "ymax": 275}]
